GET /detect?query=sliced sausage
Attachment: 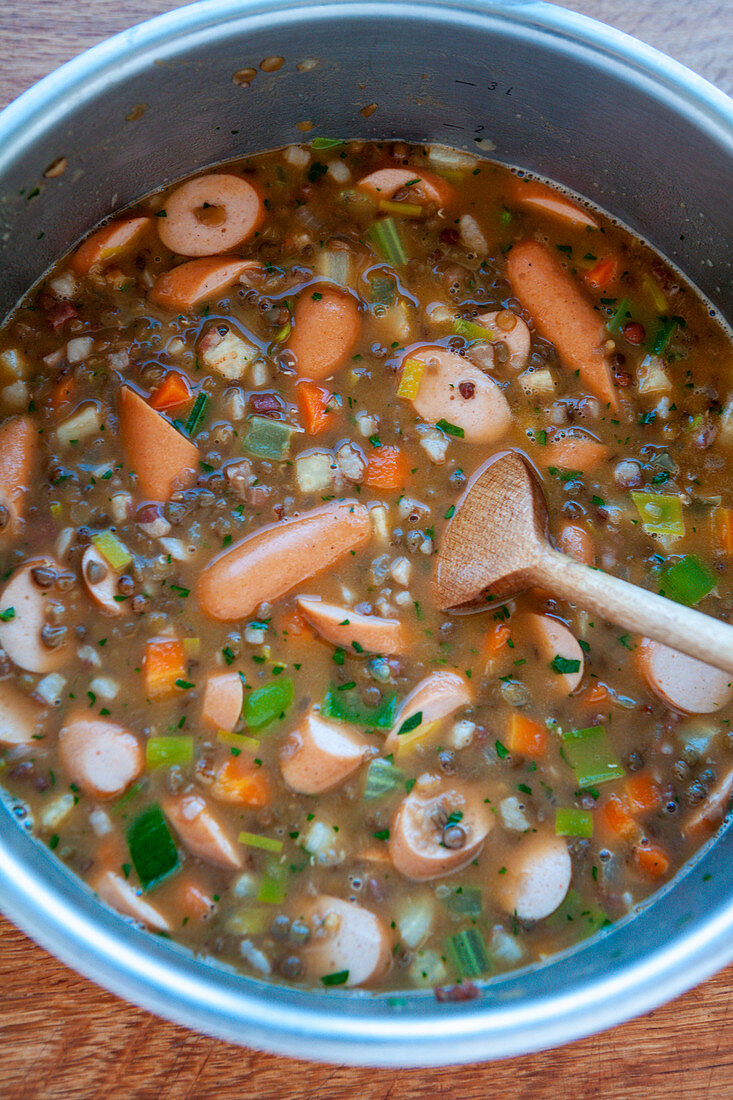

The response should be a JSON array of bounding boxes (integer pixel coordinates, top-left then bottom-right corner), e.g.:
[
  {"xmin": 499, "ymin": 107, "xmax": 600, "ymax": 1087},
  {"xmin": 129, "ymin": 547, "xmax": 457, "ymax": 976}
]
[
  {"xmin": 389, "ymin": 779, "xmax": 492, "ymax": 881},
  {"xmin": 162, "ymin": 791, "xmax": 243, "ymax": 870},
  {"xmin": 0, "ymin": 682, "xmax": 46, "ymax": 744},
  {"xmin": 0, "ymin": 415, "xmax": 36, "ymax": 533},
  {"xmin": 157, "ymin": 174, "xmax": 264, "ymax": 256},
  {"xmin": 279, "ymin": 710, "xmax": 368, "ymax": 794},
  {"xmin": 0, "ymin": 559, "xmax": 70, "ymax": 673},
  {"xmin": 81, "ymin": 544, "xmax": 127, "ymax": 617},
  {"xmin": 286, "ymin": 288, "xmax": 361, "ymax": 380},
  {"xmin": 357, "ymin": 166, "xmax": 455, "ymax": 207},
  {"xmin": 296, "ymin": 596, "xmax": 407, "ymax": 654},
  {"xmin": 59, "ymin": 714, "xmax": 144, "ymax": 800},
  {"xmin": 512, "ymin": 612, "xmax": 584, "ymax": 694},
  {"xmin": 201, "ymin": 671, "xmax": 243, "ymax": 733},
  {"xmin": 558, "ymin": 522, "xmax": 595, "ymax": 566},
  {"xmin": 150, "ymin": 258, "xmax": 260, "ymax": 312},
  {"xmin": 636, "ymin": 639, "xmax": 733, "ymax": 714},
  {"xmin": 90, "ymin": 869, "xmax": 171, "ymax": 931},
  {"xmin": 495, "ymin": 832, "xmax": 572, "ymax": 921},
  {"xmin": 506, "ymin": 240, "xmax": 618, "ymax": 410},
  {"xmin": 407, "ymin": 345, "xmax": 511, "ymax": 444},
  {"xmin": 475, "ymin": 310, "xmax": 531, "ymax": 371},
  {"xmin": 71, "ymin": 216, "xmax": 153, "ymax": 275},
  {"xmin": 296, "ymin": 894, "xmax": 392, "ymax": 987},
  {"xmin": 684, "ymin": 764, "xmax": 733, "ymax": 835},
  {"xmin": 196, "ymin": 500, "xmax": 371, "ymax": 621},
  {"xmin": 119, "ymin": 385, "xmax": 199, "ymax": 502},
  {"xmin": 507, "ymin": 179, "xmax": 599, "ymax": 229},
  {"xmin": 384, "ymin": 670, "xmax": 473, "ymax": 753},
  {"xmin": 540, "ymin": 436, "xmax": 608, "ymax": 474}
]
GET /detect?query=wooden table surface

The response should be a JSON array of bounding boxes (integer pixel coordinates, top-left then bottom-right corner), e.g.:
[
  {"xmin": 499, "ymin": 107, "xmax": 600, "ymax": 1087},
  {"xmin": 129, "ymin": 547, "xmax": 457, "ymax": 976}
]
[{"xmin": 1, "ymin": 2, "xmax": 732, "ymax": 1096}]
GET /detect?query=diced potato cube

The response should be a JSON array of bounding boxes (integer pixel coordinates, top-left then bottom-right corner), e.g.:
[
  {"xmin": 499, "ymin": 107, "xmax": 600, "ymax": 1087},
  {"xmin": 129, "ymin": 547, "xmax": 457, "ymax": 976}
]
[
  {"xmin": 41, "ymin": 793, "xmax": 76, "ymax": 831},
  {"xmin": 295, "ymin": 451, "xmax": 335, "ymax": 493},
  {"xmin": 0, "ymin": 348, "xmax": 31, "ymax": 380},
  {"xmin": 637, "ymin": 354, "xmax": 671, "ymax": 395},
  {"xmin": 519, "ymin": 368, "xmax": 557, "ymax": 398},
  {"xmin": 201, "ymin": 329, "xmax": 258, "ymax": 380}
]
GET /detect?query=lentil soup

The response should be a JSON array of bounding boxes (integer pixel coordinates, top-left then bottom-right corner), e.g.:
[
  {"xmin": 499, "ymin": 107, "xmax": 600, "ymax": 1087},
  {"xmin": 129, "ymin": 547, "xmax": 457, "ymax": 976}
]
[{"xmin": 0, "ymin": 139, "xmax": 732, "ymax": 992}]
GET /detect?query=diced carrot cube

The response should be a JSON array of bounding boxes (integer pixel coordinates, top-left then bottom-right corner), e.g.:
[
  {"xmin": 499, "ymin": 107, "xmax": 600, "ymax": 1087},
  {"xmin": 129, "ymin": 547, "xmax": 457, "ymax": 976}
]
[
  {"xmin": 633, "ymin": 842, "xmax": 670, "ymax": 878},
  {"xmin": 174, "ymin": 879, "xmax": 215, "ymax": 920},
  {"xmin": 50, "ymin": 373, "xmax": 76, "ymax": 411},
  {"xmin": 296, "ymin": 380, "xmax": 334, "ymax": 434},
  {"xmin": 149, "ymin": 371, "xmax": 192, "ymax": 412},
  {"xmin": 623, "ymin": 772, "xmax": 661, "ymax": 816},
  {"xmin": 483, "ymin": 622, "xmax": 511, "ymax": 664},
  {"xmin": 598, "ymin": 794, "xmax": 638, "ymax": 841},
  {"xmin": 211, "ymin": 757, "xmax": 271, "ymax": 807},
  {"xmin": 143, "ymin": 637, "xmax": 186, "ymax": 699},
  {"xmin": 507, "ymin": 712, "xmax": 547, "ymax": 757},
  {"xmin": 279, "ymin": 607, "xmax": 314, "ymax": 640},
  {"xmin": 712, "ymin": 507, "xmax": 733, "ymax": 555},
  {"xmin": 364, "ymin": 445, "xmax": 410, "ymax": 490},
  {"xmin": 582, "ymin": 681, "xmax": 610, "ymax": 707},
  {"xmin": 583, "ymin": 256, "xmax": 618, "ymax": 291}
]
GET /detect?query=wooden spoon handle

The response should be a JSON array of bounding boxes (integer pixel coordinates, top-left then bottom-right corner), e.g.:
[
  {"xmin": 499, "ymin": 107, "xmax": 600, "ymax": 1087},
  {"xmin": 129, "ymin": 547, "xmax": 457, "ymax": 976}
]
[{"xmin": 533, "ymin": 547, "xmax": 733, "ymax": 674}]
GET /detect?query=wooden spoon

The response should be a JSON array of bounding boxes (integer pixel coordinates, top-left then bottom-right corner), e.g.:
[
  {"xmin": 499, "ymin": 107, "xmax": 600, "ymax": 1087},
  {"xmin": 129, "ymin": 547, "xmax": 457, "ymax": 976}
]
[{"xmin": 432, "ymin": 449, "xmax": 733, "ymax": 674}]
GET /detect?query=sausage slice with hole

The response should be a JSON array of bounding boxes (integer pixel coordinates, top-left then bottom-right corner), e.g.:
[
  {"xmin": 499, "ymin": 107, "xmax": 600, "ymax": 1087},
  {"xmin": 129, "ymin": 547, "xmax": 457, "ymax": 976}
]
[
  {"xmin": 389, "ymin": 780, "xmax": 492, "ymax": 881},
  {"xmin": 296, "ymin": 894, "xmax": 392, "ymax": 987},
  {"xmin": 59, "ymin": 714, "xmax": 144, "ymax": 800},
  {"xmin": 495, "ymin": 832, "xmax": 572, "ymax": 921},
  {"xmin": 162, "ymin": 792, "xmax": 242, "ymax": 870},
  {"xmin": 279, "ymin": 710, "xmax": 368, "ymax": 794}
]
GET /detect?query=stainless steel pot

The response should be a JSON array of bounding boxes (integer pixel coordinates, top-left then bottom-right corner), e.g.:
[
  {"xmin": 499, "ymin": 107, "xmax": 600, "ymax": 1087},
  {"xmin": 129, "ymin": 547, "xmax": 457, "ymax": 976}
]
[{"xmin": 0, "ymin": 0, "xmax": 732, "ymax": 1066}]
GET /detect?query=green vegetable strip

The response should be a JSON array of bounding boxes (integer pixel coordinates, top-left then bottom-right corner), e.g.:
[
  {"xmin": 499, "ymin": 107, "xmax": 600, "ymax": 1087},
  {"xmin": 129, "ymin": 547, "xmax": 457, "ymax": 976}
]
[
  {"xmin": 447, "ymin": 928, "xmax": 491, "ymax": 979},
  {"xmin": 311, "ymin": 137, "xmax": 343, "ymax": 149},
  {"xmin": 321, "ymin": 970, "xmax": 349, "ymax": 986},
  {"xmin": 257, "ymin": 857, "xmax": 289, "ymax": 904},
  {"xmin": 238, "ymin": 831, "xmax": 284, "ymax": 853},
  {"xmin": 184, "ymin": 392, "xmax": 208, "ymax": 434},
  {"xmin": 631, "ymin": 491, "xmax": 685, "ymax": 538},
  {"xmin": 322, "ymin": 685, "xmax": 397, "ymax": 729},
  {"xmin": 436, "ymin": 418, "xmax": 465, "ymax": 439},
  {"xmin": 561, "ymin": 726, "xmax": 625, "ymax": 788},
  {"xmin": 444, "ymin": 886, "xmax": 483, "ymax": 916},
  {"xmin": 659, "ymin": 555, "xmax": 716, "ymax": 606},
  {"xmin": 145, "ymin": 736, "xmax": 194, "ymax": 770},
  {"xmin": 453, "ymin": 317, "xmax": 496, "ymax": 342},
  {"xmin": 244, "ymin": 678, "xmax": 295, "ymax": 730},
  {"xmin": 366, "ymin": 218, "xmax": 408, "ymax": 266},
  {"xmin": 647, "ymin": 316, "xmax": 678, "ymax": 355},
  {"xmin": 548, "ymin": 889, "xmax": 611, "ymax": 939},
  {"xmin": 127, "ymin": 804, "xmax": 180, "ymax": 891},
  {"xmin": 91, "ymin": 530, "xmax": 132, "ymax": 571},
  {"xmin": 606, "ymin": 297, "xmax": 631, "ymax": 334},
  {"xmin": 555, "ymin": 808, "xmax": 594, "ymax": 838},
  {"xmin": 363, "ymin": 757, "xmax": 405, "ymax": 800},
  {"xmin": 369, "ymin": 275, "xmax": 396, "ymax": 306},
  {"xmin": 243, "ymin": 415, "xmax": 293, "ymax": 460}
]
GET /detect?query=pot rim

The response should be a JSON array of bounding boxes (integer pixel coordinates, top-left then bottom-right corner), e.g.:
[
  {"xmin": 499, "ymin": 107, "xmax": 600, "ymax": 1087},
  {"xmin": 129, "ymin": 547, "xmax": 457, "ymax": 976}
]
[{"xmin": 1, "ymin": 0, "xmax": 733, "ymax": 1066}]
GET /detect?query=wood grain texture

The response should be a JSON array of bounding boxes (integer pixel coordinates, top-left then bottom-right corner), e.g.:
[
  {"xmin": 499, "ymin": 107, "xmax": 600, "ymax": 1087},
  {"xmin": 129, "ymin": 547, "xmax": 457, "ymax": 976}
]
[{"xmin": 1, "ymin": 1, "xmax": 733, "ymax": 1095}]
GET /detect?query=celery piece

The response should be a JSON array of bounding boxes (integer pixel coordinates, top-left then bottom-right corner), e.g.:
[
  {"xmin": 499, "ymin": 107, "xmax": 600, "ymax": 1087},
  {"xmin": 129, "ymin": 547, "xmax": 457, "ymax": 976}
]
[
  {"xmin": 145, "ymin": 735, "xmax": 194, "ymax": 770},
  {"xmin": 555, "ymin": 807, "xmax": 594, "ymax": 838},
  {"xmin": 378, "ymin": 198, "xmax": 424, "ymax": 219},
  {"xmin": 396, "ymin": 357, "xmax": 425, "ymax": 400},
  {"xmin": 647, "ymin": 317, "xmax": 678, "ymax": 356},
  {"xmin": 228, "ymin": 906, "xmax": 270, "ymax": 935},
  {"xmin": 217, "ymin": 730, "xmax": 260, "ymax": 751},
  {"xmin": 659, "ymin": 555, "xmax": 716, "ymax": 606},
  {"xmin": 447, "ymin": 928, "xmax": 491, "ymax": 979},
  {"xmin": 363, "ymin": 757, "xmax": 405, "ymax": 800},
  {"xmin": 243, "ymin": 415, "xmax": 294, "ymax": 460},
  {"xmin": 311, "ymin": 137, "xmax": 343, "ymax": 149},
  {"xmin": 91, "ymin": 529, "xmax": 132, "ymax": 571},
  {"xmin": 322, "ymin": 684, "xmax": 397, "ymax": 729},
  {"xmin": 184, "ymin": 391, "xmax": 208, "ymax": 434},
  {"xmin": 631, "ymin": 491, "xmax": 685, "ymax": 538},
  {"xmin": 127, "ymin": 804, "xmax": 180, "ymax": 891},
  {"xmin": 548, "ymin": 888, "xmax": 611, "ymax": 939},
  {"xmin": 314, "ymin": 250, "xmax": 353, "ymax": 286},
  {"xmin": 238, "ymin": 831, "xmax": 284, "ymax": 854},
  {"xmin": 561, "ymin": 726, "xmax": 625, "ymax": 788},
  {"xmin": 366, "ymin": 218, "xmax": 407, "ymax": 266},
  {"xmin": 606, "ymin": 296, "xmax": 631, "ymax": 334},
  {"xmin": 444, "ymin": 886, "xmax": 483, "ymax": 917},
  {"xmin": 244, "ymin": 678, "xmax": 294, "ymax": 731},
  {"xmin": 257, "ymin": 857, "xmax": 289, "ymax": 904},
  {"xmin": 642, "ymin": 275, "xmax": 668, "ymax": 312},
  {"xmin": 453, "ymin": 317, "xmax": 496, "ymax": 342},
  {"xmin": 369, "ymin": 276, "xmax": 396, "ymax": 306}
]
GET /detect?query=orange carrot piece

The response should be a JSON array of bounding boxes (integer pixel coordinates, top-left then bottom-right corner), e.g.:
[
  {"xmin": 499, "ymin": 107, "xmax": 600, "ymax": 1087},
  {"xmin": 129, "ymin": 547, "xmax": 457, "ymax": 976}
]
[
  {"xmin": 149, "ymin": 371, "xmax": 192, "ymax": 412},
  {"xmin": 582, "ymin": 681, "xmax": 610, "ymax": 707},
  {"xmin": 363, "ymin": 445, "xmax": 410, "ymax": 490},
  {"xmin": 211, "ymin": 757, "xmax": 270, "ymax": 807},
  {"xmin": 174, "ymin": 878, "xmax": 215, "ymax": 920},
  {"xmin": 143, "ymin": 637, "xmax": 186, "ymax": 699},
  {"xmin": 712, "ymin": 507, "xmax": 733, "ymax": 555},
  {"xmin": 483, "ymin": 622, "xmax": 511, "ymax": 665},
  {"xmin": 296, "ymin": 380, "xmax": 334, "ymax": 434},
  {"xmin": 507, "ymin": 713, "xmax": 547, "ymax": 757},
  {"xmin": 583, "ymin": 256, "xmax": 618, "ymax": 291},
  {"xmin": 623, "ymin": 772, "xmax": 661, "ymax": 816},
  {"xmin": 280, "ymin": 607, "xmax": 315, "ymax": 640},
  {"xmin": 541, "ymin": 437, "xmax": 608, "ymax": 475},
  {"xmin": 633, "ymin": 842, "xmax": 670, "ymax": 879},
  {"xmin": 50, "ymin": 373, "xmax": 76, "ymax": 411},
  {"xmin": 598, "ymin": 794, "xmax": 638, "ymax": 841}
]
